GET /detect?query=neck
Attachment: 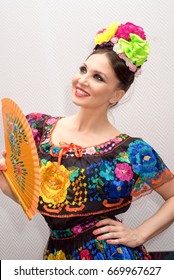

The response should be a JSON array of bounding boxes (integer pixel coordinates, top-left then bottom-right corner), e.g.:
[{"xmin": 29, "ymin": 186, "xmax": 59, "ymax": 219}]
[{"xmin": 72, "ymin": 107, "xmax": 111, "ymax": 133}]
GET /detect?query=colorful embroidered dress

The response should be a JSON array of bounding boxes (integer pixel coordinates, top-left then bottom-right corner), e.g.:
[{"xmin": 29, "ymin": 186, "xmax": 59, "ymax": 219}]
[{"xmin": 26, "ymin": 113, "xmax": 174, "ymax": 260}]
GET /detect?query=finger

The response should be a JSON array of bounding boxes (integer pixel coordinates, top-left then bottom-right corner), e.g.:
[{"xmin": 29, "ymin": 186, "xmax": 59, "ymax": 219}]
[
  {"xmin": 0, "ymin": 158, "xmax": 7, "ymax": 171},
  {"xmin": 0, "ymin": 164, "xmax": 7, "ymax": 171},
  {"xmin": 96, "ymin": 218, "xmax": 122, "ymax": 227},
  {"xmin": 95, "ymin": 231, "xmax": 123, "ymax": 241},
  {"xmin": 1, "ymin": 150, "xmax": 6, "ymax": 157},
  {"xmin": 106, "ymin": 238, "xmax": 123, "ymax": 245},
  {"xmin": 93, "ymin": 225, "xmax": 117, "ymax": 235}
]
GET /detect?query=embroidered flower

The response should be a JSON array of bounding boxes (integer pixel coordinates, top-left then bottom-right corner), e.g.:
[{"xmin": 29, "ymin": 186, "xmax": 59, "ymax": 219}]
[
  {"xmin": 31, "ymin": 128, "xmax": 41, "ymax": 145},
  {"xmin": 114, "ymin": 137, "xmax": 123, "ymax": 144},
  {"xmin": 40, "ymin": 162, "xmax": 73, "ymax": 205},
  {"xmin": 85, "ymin": 147, "xmax": 96, "ymax": 155},
  {"xmin": 116, "ymin": 152, "xmax": 130, "ymax": 163},
  {"xmin": 45, "ymin": 117, "xmax": 57, "ymax": 125},
  {"xmin": 80, "ymin": 249, "xmax": 93, "ymax": 260},
  {"xmin": 128, "ymin": 140, "xmax": 163, "ymax": 179},
  {"xmin": 104, "ymin": 179, "xmax": 132, "ymax": 202},
  {"xmin": 26, "ymin": 113, "xmax": 47, "ymax": 144},
  {"xmin": 27, "ymin": 113, "xmax": 44, "ymax": 121},
  {"xmin": 71, "ymin": 224, "xmax": 83, "ymax": 234},
  {"xmin": 47, "ymin": 250, "xmax": 66, "ymax": 260},
  {"xmin": 114, "ymin": 163, "xmax": 133, "ymax": 182},
  {"xmin": 100, "ymin": 161, "xmax": 115, "ymax": 180}
]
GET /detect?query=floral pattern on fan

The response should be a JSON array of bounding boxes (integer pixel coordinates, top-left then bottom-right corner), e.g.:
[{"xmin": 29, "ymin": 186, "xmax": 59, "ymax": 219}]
[{"xmin": 6, "ymin": 112, "xmax": 28, "ymax": 192}]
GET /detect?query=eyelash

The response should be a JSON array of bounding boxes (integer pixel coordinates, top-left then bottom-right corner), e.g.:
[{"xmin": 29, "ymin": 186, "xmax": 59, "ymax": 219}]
[{"xmin": 79, "ymin": 66, "xmax": 104, "ymax": 82}]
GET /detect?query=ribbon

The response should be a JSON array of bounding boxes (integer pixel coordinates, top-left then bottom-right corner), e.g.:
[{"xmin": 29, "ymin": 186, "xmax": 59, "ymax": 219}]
[{"xmin": 57, "ymin": 142, "xmax": 83, "ymax": 170}]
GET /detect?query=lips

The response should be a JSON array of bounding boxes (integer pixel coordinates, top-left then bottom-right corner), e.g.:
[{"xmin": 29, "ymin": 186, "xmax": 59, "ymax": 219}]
[{"xmin": 75, "ymin": 87, "xmax": 90, "ymax": 97}]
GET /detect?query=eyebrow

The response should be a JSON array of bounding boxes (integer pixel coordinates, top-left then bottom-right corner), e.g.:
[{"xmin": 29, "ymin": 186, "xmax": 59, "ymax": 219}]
[{"xmin": 83, "ymin": 63, "xmax": 109, "ymax": 81}]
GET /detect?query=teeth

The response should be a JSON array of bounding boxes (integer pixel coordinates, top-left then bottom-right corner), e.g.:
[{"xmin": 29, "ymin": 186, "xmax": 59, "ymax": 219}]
[{"xmin": 76, "ymin": 89, "xmax": 89, "ymax": 96}]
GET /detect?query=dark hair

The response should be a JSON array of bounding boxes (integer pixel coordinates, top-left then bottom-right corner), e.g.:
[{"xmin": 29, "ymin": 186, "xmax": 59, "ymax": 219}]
[{"xmin": 89, "ymin": 46, "xmax": 136, "ymax": 92}]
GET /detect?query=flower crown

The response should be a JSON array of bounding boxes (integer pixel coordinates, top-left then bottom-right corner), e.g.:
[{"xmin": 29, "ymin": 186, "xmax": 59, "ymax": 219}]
[{"xmin": 94, "ymin": 22, "xmax": 150, "ymax": 74}]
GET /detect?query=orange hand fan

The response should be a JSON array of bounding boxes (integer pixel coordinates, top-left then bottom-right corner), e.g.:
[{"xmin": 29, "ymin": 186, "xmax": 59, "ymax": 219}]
[{"xmin": 1, "ymin": 98, "xmax": 40, "ymax": 220}]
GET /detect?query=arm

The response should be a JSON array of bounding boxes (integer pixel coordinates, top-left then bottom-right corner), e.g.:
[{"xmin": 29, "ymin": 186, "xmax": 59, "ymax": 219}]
[
  {"xmin": 93, "ymin": 178, "xmax": 174, "ymax": 247},
  {"xmin": 134, "ymin": 178, "xmax": 174, "ymax": 245},
  {"xmin": 0, "ymin": 150, "xmax": 19, "ymax": 203}
]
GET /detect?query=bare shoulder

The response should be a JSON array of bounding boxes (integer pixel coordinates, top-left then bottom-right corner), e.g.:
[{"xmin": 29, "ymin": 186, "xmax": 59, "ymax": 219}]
[{"xmin": 58, "ymin": 115, "xmax": 75, "ymax": 127}]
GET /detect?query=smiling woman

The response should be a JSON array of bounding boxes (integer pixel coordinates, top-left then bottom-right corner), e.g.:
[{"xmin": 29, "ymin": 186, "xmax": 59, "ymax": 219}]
[
  {"xmin": 72, "ymin": 53, "xmax": 125, "ymax": 112},
  {"xmin": 0, "ymin": 20, "xmax": 174, "ymax": 260}
]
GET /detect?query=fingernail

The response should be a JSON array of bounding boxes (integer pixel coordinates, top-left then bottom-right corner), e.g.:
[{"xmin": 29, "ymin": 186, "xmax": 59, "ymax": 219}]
[
  {"xmin": 96, "ymin": 236, "xmax": 102, "ymax": 240},
  {"xmin": 0, "ymin": 164, "xmax": 6, "ymax": 171}
]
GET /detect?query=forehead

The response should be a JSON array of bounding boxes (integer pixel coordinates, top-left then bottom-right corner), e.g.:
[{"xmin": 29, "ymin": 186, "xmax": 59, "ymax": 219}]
[
  {"xmin": 85, "ymin": 53, "xmax": 113, "ymax": 72},
  {"xmin": 85, "ymin": 53, "xmax": 119, "ymax": 84}
]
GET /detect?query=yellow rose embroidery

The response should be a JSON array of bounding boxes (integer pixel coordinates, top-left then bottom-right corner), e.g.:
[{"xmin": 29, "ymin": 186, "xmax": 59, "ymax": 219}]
[
  {"xmin": 40, "ymin": 162, "xmax": 73, "ymax": 206},
  {"xmin": 47, "ymin": 250, "xmax": 66, "ymax": 260}
]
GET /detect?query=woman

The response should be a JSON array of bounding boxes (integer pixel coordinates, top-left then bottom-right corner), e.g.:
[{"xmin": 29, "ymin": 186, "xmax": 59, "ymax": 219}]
[{"xmin": 0, "ymin": 21, "xmax": 174, "ymax": 260}]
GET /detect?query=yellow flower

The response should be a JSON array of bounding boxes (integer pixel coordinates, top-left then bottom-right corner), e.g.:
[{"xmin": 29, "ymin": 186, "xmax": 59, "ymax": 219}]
[
  {"xmin": 47, "ymin": 253, "xmax": 55, "ymax": 260},
  {"xmin": 47, "ymin": 250, "xmax": 66, "ymax": 260},
  {"xmin": 40, "ymin": 162, "xmax": 73, "ymax": 206},
  {"xmin": 95, "ymin": 22, "xmax": 120, "ymax": 45}
]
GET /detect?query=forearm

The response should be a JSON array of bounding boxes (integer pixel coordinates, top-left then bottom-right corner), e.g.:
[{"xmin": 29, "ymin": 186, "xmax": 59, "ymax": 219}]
[
  {"xmin": 135, "ymin": 196, "xmax": 174, "ymax": 244},
  {"xmin": 0, "ymin": 172, "xmax": 19, "ymax": 204}
]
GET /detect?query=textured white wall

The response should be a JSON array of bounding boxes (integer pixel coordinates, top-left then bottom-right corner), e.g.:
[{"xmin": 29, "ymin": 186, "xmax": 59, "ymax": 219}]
[{"xmin": 0, "ymin": 0, "xmax": 174, "ymax": 259}]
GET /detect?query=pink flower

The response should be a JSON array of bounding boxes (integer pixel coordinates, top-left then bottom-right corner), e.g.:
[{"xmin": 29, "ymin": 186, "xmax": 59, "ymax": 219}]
[
  {"xmin": 32, "ymin": 128, "xmax": 39, "ymax": 137},
  {"xmin": 85, "ymin": 147, "xmax": 96, "ymax": 155},
  {"xmin": 80, "ymin": 249, "xmax": 93, "ymax": 260},
  {"xmin": 114, "ymin": 163, "xmax": 133, "ymax": 182},
  {"xmin": 46, "ymin": 117, "xmax": 57, "ymax": 125},
  {"xmin": 114, "ymin": 137, "xmax": 123, "ymax": 144},
  {"xmin": 16, "ymin": 164, "xmax": 22, "ymax": 175},
  {"xmin": 29, "ymin": 113, "xmax": 44, "ymax": 120},
  {"xmin": 71, "ymin": 225, "xmax": 83, "ymax": 234},
  {"xmin": 9, "ymin": 122, "xmax": 13, "ymax": 131},
  {"xmin": 116, "ymin": 22, "xmax": 146, "ymax": 41},
  {"xmin": 32, "ymin": 128, "xmax": 41, "ymax": 144},
  {"xmin": 129, "ymin": 64, "xmax": 137, "ymax": 72}
]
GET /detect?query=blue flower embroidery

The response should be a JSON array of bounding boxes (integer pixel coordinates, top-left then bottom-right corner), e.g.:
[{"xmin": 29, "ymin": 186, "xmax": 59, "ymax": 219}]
[
  {"xmin": 103, "ymin": 179, "xmax": 132, "ymax": 202},
  {"xmin": 128, "ymin": 140, "xmax": 163, "ymax": 179},
  {"xmin": 99, "ymin": 160, "xmax": 115, "ymax": 180}
]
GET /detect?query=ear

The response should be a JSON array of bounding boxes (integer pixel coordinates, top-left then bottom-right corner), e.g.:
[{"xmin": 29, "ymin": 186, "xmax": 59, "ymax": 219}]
[{"xmin": 109, "ymin": 89, "xmax": 125, "ymax": 105}]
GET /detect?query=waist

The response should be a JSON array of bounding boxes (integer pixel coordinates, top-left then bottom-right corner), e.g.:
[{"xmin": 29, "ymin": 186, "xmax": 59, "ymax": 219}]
[
  {"xmin": 50, "ymin": 215, "xmax": 120, "ymax": 240},
  {"xmin": 51, "ymin": 216, "xmax": 99, "ymax": 240}
]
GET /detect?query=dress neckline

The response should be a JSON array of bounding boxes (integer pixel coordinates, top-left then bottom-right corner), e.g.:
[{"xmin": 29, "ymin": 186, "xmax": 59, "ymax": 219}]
[{"xmin": 49, "ymin": 116, "xmax": 129, "ymax": 150}]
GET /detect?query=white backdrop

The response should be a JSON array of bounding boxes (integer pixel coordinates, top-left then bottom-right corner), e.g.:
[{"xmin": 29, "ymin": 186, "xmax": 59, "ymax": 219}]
[{"xmin": 0, "ymin": 0, "xmax": 174, "ymax": 260}]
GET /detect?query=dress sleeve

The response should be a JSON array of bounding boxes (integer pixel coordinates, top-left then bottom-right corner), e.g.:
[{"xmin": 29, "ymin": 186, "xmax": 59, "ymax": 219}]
[
  {"xmin": 25, "ymin": 113, "xmax": 49, "ymax": 148},
  {"xmin": 127, "ymin": 139, "xmax": 174, "ymax": 198}
]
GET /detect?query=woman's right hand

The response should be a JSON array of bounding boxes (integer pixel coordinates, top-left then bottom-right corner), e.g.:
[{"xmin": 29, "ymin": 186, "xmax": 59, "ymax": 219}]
[{"xmin": 0, "ymin": 150, "xmax": 19, "ymax": 203}]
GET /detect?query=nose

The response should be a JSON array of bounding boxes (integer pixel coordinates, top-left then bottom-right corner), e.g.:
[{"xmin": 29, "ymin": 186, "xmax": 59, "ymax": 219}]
[{"xmin": 78, "ymin": 73, "xmax": 89, "ymax": 85}]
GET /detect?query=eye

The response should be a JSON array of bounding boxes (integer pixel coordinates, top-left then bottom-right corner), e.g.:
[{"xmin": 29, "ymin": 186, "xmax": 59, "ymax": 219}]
[
  {"xmin": 79, "ymin": 66, "xmax": 87, "ymax": 73},
  {"xmin": 94, "ymin": 74, "xmax": 104, "ymax": 82}
]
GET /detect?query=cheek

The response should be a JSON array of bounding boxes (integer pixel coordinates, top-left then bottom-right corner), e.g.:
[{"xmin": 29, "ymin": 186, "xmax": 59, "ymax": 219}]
[{"xmin": 72, "ymin": 74, "xmax": 79, "ymax": 88}]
